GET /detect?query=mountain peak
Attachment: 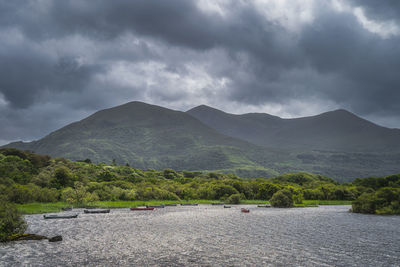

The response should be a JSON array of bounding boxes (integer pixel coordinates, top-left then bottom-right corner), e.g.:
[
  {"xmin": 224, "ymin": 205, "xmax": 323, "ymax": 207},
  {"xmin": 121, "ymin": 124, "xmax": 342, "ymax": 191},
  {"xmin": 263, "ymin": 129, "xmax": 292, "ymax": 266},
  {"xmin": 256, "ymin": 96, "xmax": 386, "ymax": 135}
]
[{"xmin": 187, "ymin": 104, "xmax": 225, "ymax": 113}]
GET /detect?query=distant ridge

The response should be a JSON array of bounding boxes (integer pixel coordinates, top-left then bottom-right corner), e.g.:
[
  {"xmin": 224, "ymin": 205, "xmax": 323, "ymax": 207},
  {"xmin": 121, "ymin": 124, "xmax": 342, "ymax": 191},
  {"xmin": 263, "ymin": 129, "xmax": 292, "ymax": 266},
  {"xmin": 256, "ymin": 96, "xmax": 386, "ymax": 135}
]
[{"xmin": 187, "ymin": 105, "xmax": 400, "ymax": 152}]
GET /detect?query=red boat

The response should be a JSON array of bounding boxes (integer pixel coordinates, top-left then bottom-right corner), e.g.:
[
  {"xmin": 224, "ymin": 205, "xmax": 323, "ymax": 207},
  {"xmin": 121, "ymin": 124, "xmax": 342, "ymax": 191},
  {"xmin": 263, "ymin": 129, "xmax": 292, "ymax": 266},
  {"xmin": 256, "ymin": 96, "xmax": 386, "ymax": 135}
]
[
  {"xmin": 130, "ymin": 207, "xmax": 155, "ymax": 211},
  {"xmin": 241, "ymin": 208, "xmax": 250, "ymax": 213}
]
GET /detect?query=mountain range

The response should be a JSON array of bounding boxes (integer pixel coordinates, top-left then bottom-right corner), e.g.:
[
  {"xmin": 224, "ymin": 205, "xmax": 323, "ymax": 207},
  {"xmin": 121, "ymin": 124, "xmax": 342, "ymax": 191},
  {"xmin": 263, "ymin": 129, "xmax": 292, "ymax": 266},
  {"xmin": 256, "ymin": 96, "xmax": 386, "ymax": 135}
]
[{"xmin": 4, "ymin": 101, "xmax": 400, "ymax": 182}]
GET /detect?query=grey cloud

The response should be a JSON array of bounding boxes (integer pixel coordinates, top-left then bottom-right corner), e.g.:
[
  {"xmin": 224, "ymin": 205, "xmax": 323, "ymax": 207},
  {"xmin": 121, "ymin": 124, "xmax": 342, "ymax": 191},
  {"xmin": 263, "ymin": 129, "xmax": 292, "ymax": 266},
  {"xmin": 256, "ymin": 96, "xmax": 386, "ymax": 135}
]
[
  {"xmin": 0, "ymin": 43, "xmax": 103, "ymax": 108},
  {"xmin": 0, "ymin": 0, "xmax": 400, "ymax": 145},
  {"xmin": 349, "ymin": 0, "xmax": 400, "ymax": 22}
]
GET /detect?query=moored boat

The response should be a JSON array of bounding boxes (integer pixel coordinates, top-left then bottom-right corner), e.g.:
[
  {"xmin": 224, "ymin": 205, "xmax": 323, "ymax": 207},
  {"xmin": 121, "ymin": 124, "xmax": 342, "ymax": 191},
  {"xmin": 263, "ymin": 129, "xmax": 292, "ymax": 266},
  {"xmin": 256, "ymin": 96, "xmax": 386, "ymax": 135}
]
[
  {"xmin": 43, "ymin": 214, "xmax": 78, "ymax": 219},
  {"xmin": 211, "ymin": 203, "xmax": 224, "ymax": 206},
  {"xmin": 83, "ymin": 209, "xmax": 110, "ymax": 214},
  {"xmin": 180, "ymin": 203, "xmax": 198, "ymax": 206},
  {"xmin": 241, "ymin": 208, "xmax": 250, "ymax": 213},
  {"xmin": 61, "ymin": 207, "xmax": 73, "ymax": 211},
  {"xmin": 257, "ymin": 205, "xmax": 271, "ymax": 208},
  {"xmin": 146, "ymin": 205, "xmax": 165, "ymax": 208},
  {"xmin": 224, "ymin": 205, "xmax": 231, "ymax": 208},
  {"xmin": 130, "ymin": 207, "xmax": 155, "ymax": 211},
  {"xmin": 164, "ymin": 204, "xmax": 177, "ymax": 206}
]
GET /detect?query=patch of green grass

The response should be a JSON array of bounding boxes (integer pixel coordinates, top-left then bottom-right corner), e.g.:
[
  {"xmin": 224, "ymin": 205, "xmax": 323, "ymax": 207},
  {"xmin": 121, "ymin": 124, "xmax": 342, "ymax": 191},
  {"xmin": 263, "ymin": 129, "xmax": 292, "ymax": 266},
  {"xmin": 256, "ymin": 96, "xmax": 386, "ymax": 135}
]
[
  {"xmin": 16, "ymin": 202, "xmax": 71, "ymax": 214},
  {"xmin": 240, "ymin": 200, "xmax": 270, "ymax": 204},
  {"xmin": 294, "ymin": 203, "xmax": 319, "ymax": 207},
  {"xmin": 303, "ymin": 200, "xmax": 352, "ymax": 205}
]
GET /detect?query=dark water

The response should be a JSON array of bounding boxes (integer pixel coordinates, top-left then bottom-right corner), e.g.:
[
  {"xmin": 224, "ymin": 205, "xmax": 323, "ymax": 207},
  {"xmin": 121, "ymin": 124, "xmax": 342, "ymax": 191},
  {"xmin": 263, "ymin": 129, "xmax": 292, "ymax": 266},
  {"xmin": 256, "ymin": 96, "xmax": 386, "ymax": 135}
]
[{"xmin": 1, "ymin": 205, "xmax": 399, "ymax": 266}]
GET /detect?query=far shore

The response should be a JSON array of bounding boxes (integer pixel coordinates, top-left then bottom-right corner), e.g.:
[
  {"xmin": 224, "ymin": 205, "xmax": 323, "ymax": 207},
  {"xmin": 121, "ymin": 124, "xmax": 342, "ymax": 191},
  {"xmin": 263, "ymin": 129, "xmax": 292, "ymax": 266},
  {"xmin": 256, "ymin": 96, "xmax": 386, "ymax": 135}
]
[{"xmin": 17, "ymin": 200, "xmax": 352, "ymax": 214}]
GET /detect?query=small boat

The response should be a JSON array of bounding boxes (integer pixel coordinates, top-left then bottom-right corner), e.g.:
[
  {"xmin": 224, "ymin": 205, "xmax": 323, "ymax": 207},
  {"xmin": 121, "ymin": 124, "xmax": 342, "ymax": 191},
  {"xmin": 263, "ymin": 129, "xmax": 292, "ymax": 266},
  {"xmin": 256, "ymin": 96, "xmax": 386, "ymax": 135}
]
[
  {"xmin": 61, "ymin": 207, "xmax": 73, "ymax": 211},
  {"xmin": 164, "ymin": 204, "xmax": 177, "ymax": 206},
  {"xmin": 241, "ymin": 208, "xmax": 250, "ymax": 213},
  {"xmin": 130, "ymin": 207, "xmax": 155, "ymax": 211},
  {"xmin": 180, "ymin": 203, "xmax": 198, "ymax": 206},
  {"xmin": 44, "ymin": 214, "xmax": 78, "ymax": 219},
  {"xmin": 211, "ymin": 203, "xmax": 224, "ymax": 206},
  {"xmin": 83, "ymin": 209, "xmax": 110, "ymax": 214},
  {"xmin": 146, "ymin": 205, "xmax": 165, "ymax": 208},
  {"xmin": 224, "ymin": 205, "xmax": 231, "ymax": 208},
  {"xmin": 257, "ymin": 205, "xmax": 271, "ymax": 208}
]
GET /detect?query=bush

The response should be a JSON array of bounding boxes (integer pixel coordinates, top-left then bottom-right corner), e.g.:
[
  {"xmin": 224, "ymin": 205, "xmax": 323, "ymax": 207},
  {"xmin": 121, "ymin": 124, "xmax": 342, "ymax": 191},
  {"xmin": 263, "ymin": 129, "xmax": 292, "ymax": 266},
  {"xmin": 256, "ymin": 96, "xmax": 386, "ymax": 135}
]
[
  {"xmin": 226, "ymin": 193, "xmax": 241, "ymax": 204},
  {"xmin": 0, "ymin": 202, "xmax": 27, "ymax": 242},
  {"xmin": 352, "ymin": 188, "xmax": 400, "ymax": 214},
  {"xmin": 270, "ymin": 190, "xmax": 294, "ymax": 208},
  {"xmin": 257, "ymin": 182, "xmax": 280, "ymax": 200},
  {"xmin": 61, "ymin": 182, "xmax": 99, "ymax": 205}
]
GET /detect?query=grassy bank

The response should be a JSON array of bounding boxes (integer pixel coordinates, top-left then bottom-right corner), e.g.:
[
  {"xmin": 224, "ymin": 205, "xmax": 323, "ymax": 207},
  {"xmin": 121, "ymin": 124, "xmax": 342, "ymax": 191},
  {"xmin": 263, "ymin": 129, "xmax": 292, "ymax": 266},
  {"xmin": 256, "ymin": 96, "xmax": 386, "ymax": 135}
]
[
  {"xmin": 16, "ymin": 202, "xmax": 72, "ymax": 214},
  {"xmin": 17, "ymin": 200, "xmax": 353, "ymax": 214},
  {"xmin": 303, "ymin": 200, "xmax": 352, "ymax": 205}
]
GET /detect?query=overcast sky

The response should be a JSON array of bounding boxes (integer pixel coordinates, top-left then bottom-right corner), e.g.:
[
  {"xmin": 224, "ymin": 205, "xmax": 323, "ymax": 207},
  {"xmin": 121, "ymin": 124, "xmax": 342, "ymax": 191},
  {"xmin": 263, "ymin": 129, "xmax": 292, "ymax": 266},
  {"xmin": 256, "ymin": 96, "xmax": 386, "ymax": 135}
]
[{"xmin": 1, "ymin": 0, "xmax": 400, "ymax": 145}]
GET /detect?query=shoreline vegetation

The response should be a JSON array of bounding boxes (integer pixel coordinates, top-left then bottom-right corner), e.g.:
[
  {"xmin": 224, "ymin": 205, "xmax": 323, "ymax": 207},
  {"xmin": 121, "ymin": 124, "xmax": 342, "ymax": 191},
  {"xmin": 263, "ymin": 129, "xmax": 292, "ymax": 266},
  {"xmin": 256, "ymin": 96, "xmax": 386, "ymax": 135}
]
[
  {"xmin": 16, "ymin": 200, "xmax": 354, "ymax": 214},
  {"xmin": 0, "ymin": 148, "xmax": 399, "ymax": 215}
]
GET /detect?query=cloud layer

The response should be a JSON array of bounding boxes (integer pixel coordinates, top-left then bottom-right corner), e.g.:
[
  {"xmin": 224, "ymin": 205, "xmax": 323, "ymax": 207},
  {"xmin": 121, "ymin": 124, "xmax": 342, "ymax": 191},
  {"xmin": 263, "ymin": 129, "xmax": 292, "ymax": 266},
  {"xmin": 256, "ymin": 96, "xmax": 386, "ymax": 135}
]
[{"xmin": 1, "ymin": 0, "xmax": 399, "ymax": 144}]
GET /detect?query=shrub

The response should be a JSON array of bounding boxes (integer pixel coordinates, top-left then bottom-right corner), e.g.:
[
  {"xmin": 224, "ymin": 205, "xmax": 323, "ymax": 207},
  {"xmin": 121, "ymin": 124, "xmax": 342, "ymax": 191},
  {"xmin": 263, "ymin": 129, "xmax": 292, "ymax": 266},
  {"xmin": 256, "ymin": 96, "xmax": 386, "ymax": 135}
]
[
  {"xmin": 0, "ymin": 202, "xmax": 27, "ymax": 242},
  {"xmin": 226, "ymin": 193, "xmax": 241, "ymax": 204},
  {"xmin": 352, "ymin": 188, "xmax": 400, "ymax": 214},
  {"xmin": 61, "ymin": 182, "xmax": 99, "ymax": 205},
  {"xmin": 270, "ymin": 189, "xmax": 294, "ymax": 208}
]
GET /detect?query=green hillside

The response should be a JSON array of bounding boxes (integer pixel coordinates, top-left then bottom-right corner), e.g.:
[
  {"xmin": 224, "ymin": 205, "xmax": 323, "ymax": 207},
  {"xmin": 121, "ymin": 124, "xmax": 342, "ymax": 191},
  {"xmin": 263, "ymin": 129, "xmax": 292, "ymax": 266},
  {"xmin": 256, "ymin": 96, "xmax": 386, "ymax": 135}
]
[{"xmin": 5, "ymin": 102, "xmax": 278, "ymax": 177}]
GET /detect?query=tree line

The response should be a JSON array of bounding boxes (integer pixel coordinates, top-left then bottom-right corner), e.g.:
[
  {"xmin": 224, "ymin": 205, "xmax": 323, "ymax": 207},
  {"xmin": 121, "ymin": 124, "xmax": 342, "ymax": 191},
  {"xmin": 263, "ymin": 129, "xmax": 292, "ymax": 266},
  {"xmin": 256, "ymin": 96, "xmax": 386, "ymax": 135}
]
[{"xmin": 0, "ymin": 148, "xmax": 399, "ymax": 214}]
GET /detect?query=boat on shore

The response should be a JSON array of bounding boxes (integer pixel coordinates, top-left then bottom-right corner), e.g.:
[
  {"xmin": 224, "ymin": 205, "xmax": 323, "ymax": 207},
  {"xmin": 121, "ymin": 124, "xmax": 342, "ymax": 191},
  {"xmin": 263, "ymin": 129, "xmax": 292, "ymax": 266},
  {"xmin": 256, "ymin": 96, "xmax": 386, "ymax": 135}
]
[
  {"xmin": 146, "ymin": 205, "xmax": 165, "ymax": 208},
  {"xmin": 257, "ymin": 205, "xmax": 271, "ymax": 208},
  {"xmin": 61, "ymin": 207, "xmax": 73, "ymax": 211},
  {"xmin": 43, "ymin": 214, "xmax": 78, "ymax": 219},
  {"xmin": 180, "ymin": 203, "xmax": 198, "ymax": 206},
  {"xmin": 241, "ymin": 208, "xmax": 250, "ymax": 213},
  {"xmin": 130, "ymin": 207, "xmax": 155, "ymax": 211},
  {"xmin": 83, "ymin": 209, "xmax": 110, "ymax": 214}
]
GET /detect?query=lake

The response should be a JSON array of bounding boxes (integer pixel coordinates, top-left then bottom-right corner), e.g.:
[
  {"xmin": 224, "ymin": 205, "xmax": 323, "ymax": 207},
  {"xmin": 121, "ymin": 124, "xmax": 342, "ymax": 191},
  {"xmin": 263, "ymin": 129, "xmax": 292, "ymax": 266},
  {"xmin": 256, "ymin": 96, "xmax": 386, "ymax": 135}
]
[{"xmin": 1, "ymin": 205, "xmax": 399, "ymax": 266}]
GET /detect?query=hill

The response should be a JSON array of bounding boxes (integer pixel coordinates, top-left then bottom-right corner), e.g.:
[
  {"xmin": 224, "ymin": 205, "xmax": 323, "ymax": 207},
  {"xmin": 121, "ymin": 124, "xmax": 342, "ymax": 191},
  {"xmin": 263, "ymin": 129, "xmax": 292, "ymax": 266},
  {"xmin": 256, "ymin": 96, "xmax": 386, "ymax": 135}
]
[{"xmin": 4, "ymin": 101, "xmax": 278, "ymax": 176}]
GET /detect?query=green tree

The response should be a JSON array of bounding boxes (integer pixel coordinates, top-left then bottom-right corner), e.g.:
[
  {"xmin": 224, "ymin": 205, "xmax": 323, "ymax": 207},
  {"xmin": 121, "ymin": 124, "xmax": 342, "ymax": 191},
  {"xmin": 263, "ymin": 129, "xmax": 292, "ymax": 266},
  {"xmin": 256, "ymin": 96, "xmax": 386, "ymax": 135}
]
[
  {"xmin": 61, "ymin": 182, "xmax": 98, "ymax": 206},
  {"xmin": 51, "ymin": 167, "xmax": 75, "ymax": 189},
  {"xmin": 212, "ymin": 184, "xmax": 239, "ymax": 200},
  {"xmin": 163, "ymin": 169, "xmax": 179, "ymax": 179},
  {"xmin": 97, "ymin": 170, "xmax": 117, "ymax": 182},
  {"xmin": 257, "ymin": 182, "xmax": 280, "ymax": 200}
]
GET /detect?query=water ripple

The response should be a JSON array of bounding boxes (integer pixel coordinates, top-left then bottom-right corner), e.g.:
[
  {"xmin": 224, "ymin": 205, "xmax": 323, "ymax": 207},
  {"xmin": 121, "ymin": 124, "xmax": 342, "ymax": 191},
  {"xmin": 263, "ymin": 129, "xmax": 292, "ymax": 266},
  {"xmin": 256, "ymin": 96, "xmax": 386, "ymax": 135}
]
[{"xmin": 1, "ymin": 206, "xmax": 399, "ymax": 266}]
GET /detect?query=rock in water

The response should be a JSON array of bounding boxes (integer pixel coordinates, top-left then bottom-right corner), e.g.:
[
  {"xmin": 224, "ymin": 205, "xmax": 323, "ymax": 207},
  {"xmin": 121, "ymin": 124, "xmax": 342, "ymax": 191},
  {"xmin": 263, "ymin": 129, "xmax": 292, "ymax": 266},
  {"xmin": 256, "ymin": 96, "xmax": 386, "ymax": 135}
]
[{"xmin": 48, "ymin": 235, "xmax": 62, "ymax": 242}]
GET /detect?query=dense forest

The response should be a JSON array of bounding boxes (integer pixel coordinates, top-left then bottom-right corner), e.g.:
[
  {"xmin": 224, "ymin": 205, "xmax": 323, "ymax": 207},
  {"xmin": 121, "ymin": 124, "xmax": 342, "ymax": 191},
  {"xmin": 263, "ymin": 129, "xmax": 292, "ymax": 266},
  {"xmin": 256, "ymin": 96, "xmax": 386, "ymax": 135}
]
[{"xmin": 0, "ymin": 148, "xmax": 399, "ymax": 215}]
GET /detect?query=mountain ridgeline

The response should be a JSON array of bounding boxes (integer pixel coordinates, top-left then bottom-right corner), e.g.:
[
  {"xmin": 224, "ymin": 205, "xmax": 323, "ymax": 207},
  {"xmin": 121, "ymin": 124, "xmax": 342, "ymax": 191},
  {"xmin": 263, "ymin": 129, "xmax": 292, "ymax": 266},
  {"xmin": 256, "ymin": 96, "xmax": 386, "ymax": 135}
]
[
  {"xmin": 4, "ymin": 101, "xmax": 400, "ymax": 182},
  {"xmin": 187, "ymin": 105, "xmax": 400, "ymax": 152}
]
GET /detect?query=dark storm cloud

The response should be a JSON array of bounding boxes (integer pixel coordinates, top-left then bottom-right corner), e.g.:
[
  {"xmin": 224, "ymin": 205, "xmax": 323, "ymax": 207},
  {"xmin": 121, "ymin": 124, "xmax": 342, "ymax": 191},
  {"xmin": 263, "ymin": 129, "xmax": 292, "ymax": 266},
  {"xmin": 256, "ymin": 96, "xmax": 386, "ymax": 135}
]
[
  {"xmin": 0, "ymin": 0, "xmax": 400, "ymax": 144},
  {"xmin": 298, "ymin": 8, "xmax": 400, "ymax": 115},
  {"xmin": 0, "ymin": 43, "xmax": 103, "ymax": 108},
  {"xmin": 225, "ymin": 3, "xmax": 400, "ymax": 118}
]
